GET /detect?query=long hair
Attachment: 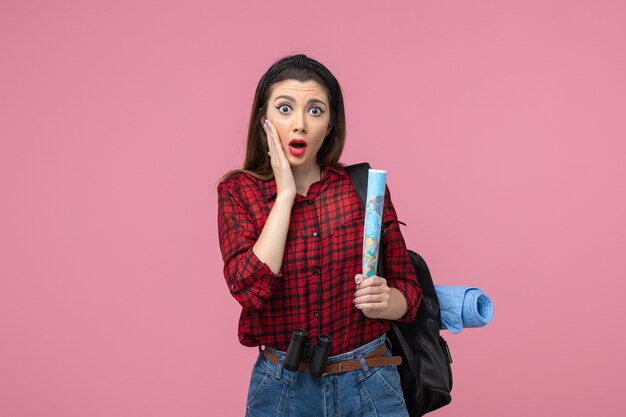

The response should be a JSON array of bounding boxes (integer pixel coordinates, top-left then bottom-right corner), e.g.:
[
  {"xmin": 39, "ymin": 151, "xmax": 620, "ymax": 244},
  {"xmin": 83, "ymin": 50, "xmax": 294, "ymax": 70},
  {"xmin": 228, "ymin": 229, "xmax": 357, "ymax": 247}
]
[{"xmin": 221, "ymin": 54, "xmax": 346, "ymax": 182}]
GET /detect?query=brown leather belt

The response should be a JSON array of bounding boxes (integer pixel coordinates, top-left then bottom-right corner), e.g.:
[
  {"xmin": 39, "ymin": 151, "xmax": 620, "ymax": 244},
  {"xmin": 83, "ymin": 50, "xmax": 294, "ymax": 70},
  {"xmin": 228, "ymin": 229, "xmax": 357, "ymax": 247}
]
[{"xmin": 263, "ymin": 343, "xmax": 402, "ymax": 375}]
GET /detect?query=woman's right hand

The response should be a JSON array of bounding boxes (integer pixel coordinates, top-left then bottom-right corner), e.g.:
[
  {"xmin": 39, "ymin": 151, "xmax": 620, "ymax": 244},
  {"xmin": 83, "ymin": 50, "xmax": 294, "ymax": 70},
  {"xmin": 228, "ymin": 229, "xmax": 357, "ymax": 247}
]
[
  {"xmin": 264, "ymin": 119, "xmax": 296, "ymax": 201},
  {"xmin": 249, "ymin": 119, "xmax": 295, "ymax": 274}
]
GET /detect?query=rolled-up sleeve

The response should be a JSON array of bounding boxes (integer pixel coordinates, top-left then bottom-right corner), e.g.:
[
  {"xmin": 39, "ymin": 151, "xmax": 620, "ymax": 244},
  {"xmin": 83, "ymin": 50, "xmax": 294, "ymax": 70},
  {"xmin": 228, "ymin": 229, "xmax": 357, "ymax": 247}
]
[
  {"xmin": 217, "ymin": 180, "xmax": 282, "ymax": 311},
  {"xmin": 381, "ymin": 186, "xmax": 422, "ymax": 322}
]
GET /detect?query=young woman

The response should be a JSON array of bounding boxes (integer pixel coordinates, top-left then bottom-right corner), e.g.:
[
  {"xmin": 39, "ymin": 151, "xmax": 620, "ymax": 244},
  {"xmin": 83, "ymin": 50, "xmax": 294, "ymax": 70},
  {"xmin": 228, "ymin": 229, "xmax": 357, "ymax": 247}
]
[{"xmin": 218, "ymin": 54, "xmax": 421, "ymax": 417}]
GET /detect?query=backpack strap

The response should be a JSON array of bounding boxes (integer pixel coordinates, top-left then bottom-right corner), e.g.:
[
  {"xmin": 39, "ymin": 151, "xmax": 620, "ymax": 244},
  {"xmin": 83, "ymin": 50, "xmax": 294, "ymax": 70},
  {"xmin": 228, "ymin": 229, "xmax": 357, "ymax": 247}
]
[{"xmin": 344, "ymin": 163, "xmax": 371, "ymax": 208}]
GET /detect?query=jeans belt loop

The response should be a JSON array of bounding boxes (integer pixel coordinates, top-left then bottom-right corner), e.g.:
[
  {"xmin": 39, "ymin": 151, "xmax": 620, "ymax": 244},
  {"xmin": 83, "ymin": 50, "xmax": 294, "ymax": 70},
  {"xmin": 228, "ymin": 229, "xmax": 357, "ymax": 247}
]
[{"xmin": 357, "ymin": 353, "xmax": 371, "ymax": 377}]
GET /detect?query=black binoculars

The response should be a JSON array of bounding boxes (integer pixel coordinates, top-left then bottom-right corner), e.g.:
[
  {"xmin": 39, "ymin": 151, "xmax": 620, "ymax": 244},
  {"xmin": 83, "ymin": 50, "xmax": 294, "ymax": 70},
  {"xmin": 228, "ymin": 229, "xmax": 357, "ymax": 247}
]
[{"xmin": 283, "ymin": 329, "xmax": 333, "ymax": 377}]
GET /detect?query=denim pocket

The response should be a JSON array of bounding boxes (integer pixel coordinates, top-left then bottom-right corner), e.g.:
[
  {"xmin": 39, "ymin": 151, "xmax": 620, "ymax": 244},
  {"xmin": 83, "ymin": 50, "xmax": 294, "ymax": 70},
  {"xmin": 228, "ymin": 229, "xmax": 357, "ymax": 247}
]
[
  {"xmin": 246, "ymin": 356, "xmax": 291, "ymax": 416},
  {"xmin": 357, "ymin": 351, "xmax": 408, "ymax": 417},
  {"xmin": 374, "ymin": 364, "xmax": 405, "ymax": 404}
]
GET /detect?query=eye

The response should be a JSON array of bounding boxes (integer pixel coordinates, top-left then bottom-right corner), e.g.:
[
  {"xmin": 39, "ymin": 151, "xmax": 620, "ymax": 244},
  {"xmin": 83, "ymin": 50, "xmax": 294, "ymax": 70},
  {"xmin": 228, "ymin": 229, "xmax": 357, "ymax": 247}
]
[
  {"xmin": 309, "ymin": 107, "xmax": 325, "ymax": 116},
  {"xmin": 276, "ymin": 104, "xmax": 292, "ymax": 114}
]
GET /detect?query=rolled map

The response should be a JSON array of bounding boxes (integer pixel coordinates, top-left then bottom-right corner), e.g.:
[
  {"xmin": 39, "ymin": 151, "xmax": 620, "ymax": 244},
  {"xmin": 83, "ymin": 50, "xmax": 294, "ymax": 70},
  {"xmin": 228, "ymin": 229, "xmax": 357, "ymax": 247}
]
[{"xmin": 362, "ymin": 169, "xmax": 387, "ymax": 278}]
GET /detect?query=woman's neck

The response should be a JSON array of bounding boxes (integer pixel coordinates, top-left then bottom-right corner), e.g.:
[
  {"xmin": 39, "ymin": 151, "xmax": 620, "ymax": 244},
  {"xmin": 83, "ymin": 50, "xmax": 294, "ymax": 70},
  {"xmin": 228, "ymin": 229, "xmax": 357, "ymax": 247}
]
[{"xmin": 291, "ymin": 164, "xmax": 322, "ymax": 197}]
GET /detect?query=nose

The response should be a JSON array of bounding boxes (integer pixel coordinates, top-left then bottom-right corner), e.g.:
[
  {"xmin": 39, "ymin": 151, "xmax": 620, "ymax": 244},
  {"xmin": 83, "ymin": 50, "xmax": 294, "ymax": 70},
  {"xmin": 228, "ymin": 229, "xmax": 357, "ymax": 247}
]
[{"xmin": 292, "ymin": 110, "xmax": 307, "ymax": 134}]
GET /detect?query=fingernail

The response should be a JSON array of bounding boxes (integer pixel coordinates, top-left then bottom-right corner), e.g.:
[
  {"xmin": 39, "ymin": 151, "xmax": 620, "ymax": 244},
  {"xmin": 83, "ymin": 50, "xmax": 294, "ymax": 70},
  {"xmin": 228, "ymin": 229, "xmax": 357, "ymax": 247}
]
[
  {"xmin": 355, "ymin": 304, "xmax": 362, "ymax": 309},
  {"xmin": 355, "ymin": 275, "xmax": 362, "ymax": 285}
]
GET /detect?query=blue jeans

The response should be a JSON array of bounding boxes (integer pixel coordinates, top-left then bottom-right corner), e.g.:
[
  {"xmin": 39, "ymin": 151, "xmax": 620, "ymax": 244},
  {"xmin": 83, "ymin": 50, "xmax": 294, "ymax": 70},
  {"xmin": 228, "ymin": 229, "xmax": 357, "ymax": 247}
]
[{"xmin": 245, "ymin": 335, "xmax": 409, "ymax": 417}]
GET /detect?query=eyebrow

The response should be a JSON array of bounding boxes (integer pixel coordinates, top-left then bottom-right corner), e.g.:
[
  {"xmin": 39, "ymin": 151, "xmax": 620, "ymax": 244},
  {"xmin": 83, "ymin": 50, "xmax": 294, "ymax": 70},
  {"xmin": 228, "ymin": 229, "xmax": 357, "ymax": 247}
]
[{"xmin": 273, "ymin": 95, "xmax": 328, "ymax": 107}]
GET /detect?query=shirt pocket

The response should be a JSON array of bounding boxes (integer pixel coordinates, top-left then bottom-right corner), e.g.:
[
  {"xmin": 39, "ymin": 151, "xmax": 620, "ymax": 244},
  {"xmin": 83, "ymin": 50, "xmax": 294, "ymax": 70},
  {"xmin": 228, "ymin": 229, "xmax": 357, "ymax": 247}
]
[{"xmin": 330, "ymin": 218, "xmax": 364, "ymax": 274}]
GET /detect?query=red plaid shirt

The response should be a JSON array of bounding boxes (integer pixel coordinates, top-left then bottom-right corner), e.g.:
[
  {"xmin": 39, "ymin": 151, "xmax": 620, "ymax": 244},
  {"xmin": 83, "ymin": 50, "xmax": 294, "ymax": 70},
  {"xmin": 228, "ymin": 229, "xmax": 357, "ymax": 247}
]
[{"xmin": 217, "ymin": 165, "xmax": 421, "ymax": 355}]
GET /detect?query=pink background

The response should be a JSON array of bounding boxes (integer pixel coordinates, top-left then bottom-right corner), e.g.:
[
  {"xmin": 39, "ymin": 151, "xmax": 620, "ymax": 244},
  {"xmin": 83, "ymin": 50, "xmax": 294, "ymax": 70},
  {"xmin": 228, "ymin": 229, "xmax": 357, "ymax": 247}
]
[{"xmin": 1, "ymin": 0, "xmax": 625, "ymax": 416}]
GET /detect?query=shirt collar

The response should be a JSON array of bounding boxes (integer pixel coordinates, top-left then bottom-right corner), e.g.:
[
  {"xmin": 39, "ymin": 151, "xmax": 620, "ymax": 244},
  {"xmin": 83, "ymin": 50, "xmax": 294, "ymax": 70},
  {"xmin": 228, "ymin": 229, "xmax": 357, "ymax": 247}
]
[{"xmin": 260, "ymin": 164, "xmax": 344, "ymax": 201}]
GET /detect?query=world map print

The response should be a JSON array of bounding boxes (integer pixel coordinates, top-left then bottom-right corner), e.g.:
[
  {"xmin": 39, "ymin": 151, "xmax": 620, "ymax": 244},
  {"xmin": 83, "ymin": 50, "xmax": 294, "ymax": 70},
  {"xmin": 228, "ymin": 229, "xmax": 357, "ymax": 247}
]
[{"xmin": 362, "ymin": 170, "xmax": 386, "ymax": 278}]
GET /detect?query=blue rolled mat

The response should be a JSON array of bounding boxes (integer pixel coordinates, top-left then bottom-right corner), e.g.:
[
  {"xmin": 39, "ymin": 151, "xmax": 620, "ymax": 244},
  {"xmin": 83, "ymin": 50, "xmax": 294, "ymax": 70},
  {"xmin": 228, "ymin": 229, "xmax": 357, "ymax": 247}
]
[{"xmin": 434, "ymin": 286, "xmax": 494, "ymax": 334}]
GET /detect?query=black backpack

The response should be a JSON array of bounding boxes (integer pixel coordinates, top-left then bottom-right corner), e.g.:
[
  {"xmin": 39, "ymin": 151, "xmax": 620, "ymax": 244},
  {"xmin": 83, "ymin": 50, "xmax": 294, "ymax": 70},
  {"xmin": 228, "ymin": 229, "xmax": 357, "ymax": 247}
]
[{"xmin": 345, "ymin": 163, "xmax": 453, "ymax": 417}]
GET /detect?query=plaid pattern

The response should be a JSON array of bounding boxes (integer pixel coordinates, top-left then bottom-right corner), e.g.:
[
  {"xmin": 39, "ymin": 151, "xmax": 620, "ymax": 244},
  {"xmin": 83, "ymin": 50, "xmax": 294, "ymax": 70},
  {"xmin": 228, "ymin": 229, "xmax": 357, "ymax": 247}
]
[{"xmin": 218, "ymin": 165, "xmax": 421, "ymax": 355}]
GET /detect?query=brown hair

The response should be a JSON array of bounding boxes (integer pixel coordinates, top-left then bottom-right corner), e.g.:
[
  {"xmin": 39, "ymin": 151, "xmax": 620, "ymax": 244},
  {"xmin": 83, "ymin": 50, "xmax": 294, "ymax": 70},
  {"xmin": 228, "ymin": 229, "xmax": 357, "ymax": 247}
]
[{"xmin": 221, "ymin": 54, "xmax": 346, "ymax": 182}]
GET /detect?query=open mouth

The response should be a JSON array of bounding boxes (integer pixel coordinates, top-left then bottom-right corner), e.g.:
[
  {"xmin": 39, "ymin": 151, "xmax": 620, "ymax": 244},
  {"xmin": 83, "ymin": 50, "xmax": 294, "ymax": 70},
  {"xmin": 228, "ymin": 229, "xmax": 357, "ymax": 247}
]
[{"xmin": 288, "ymin": 139, "xmax": 307, "ymax": 156}]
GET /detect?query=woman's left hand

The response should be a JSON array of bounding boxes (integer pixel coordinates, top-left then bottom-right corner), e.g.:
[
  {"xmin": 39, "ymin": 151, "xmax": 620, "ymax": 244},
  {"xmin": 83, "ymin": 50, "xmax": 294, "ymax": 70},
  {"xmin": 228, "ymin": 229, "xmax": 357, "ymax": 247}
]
[{"xmin": 353, "ymin": 274, "xmax": 391, "ymax": 319}]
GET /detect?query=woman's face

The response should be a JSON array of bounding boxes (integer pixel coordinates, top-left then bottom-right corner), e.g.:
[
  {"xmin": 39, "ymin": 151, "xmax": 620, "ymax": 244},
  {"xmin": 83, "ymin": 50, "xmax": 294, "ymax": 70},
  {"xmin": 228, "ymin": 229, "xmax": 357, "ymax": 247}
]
[{"xmin": 265, "ymin": 79, "xmax": 331, "ymax": 172}]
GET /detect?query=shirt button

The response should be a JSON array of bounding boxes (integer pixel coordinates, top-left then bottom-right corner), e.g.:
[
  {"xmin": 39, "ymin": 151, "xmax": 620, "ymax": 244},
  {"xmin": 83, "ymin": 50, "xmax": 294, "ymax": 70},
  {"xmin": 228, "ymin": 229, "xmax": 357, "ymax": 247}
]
[
  {"xmin": 230, "ymin": 284, "xmax": 236, "ymax": 291},
  {"xmin": 307, "ymin": 200, "xmax": 313, "ymax": 204},
  {"xmin": 312, "ymin": 231, "xmax": 318, "ymax": 237},
  {"xmin": 312, "ymin": 268, "xmax": 320, "ymax": 276},
  {"xmin": 314, "ymin": 310, "xmax": 320, "ymax": 318}
]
